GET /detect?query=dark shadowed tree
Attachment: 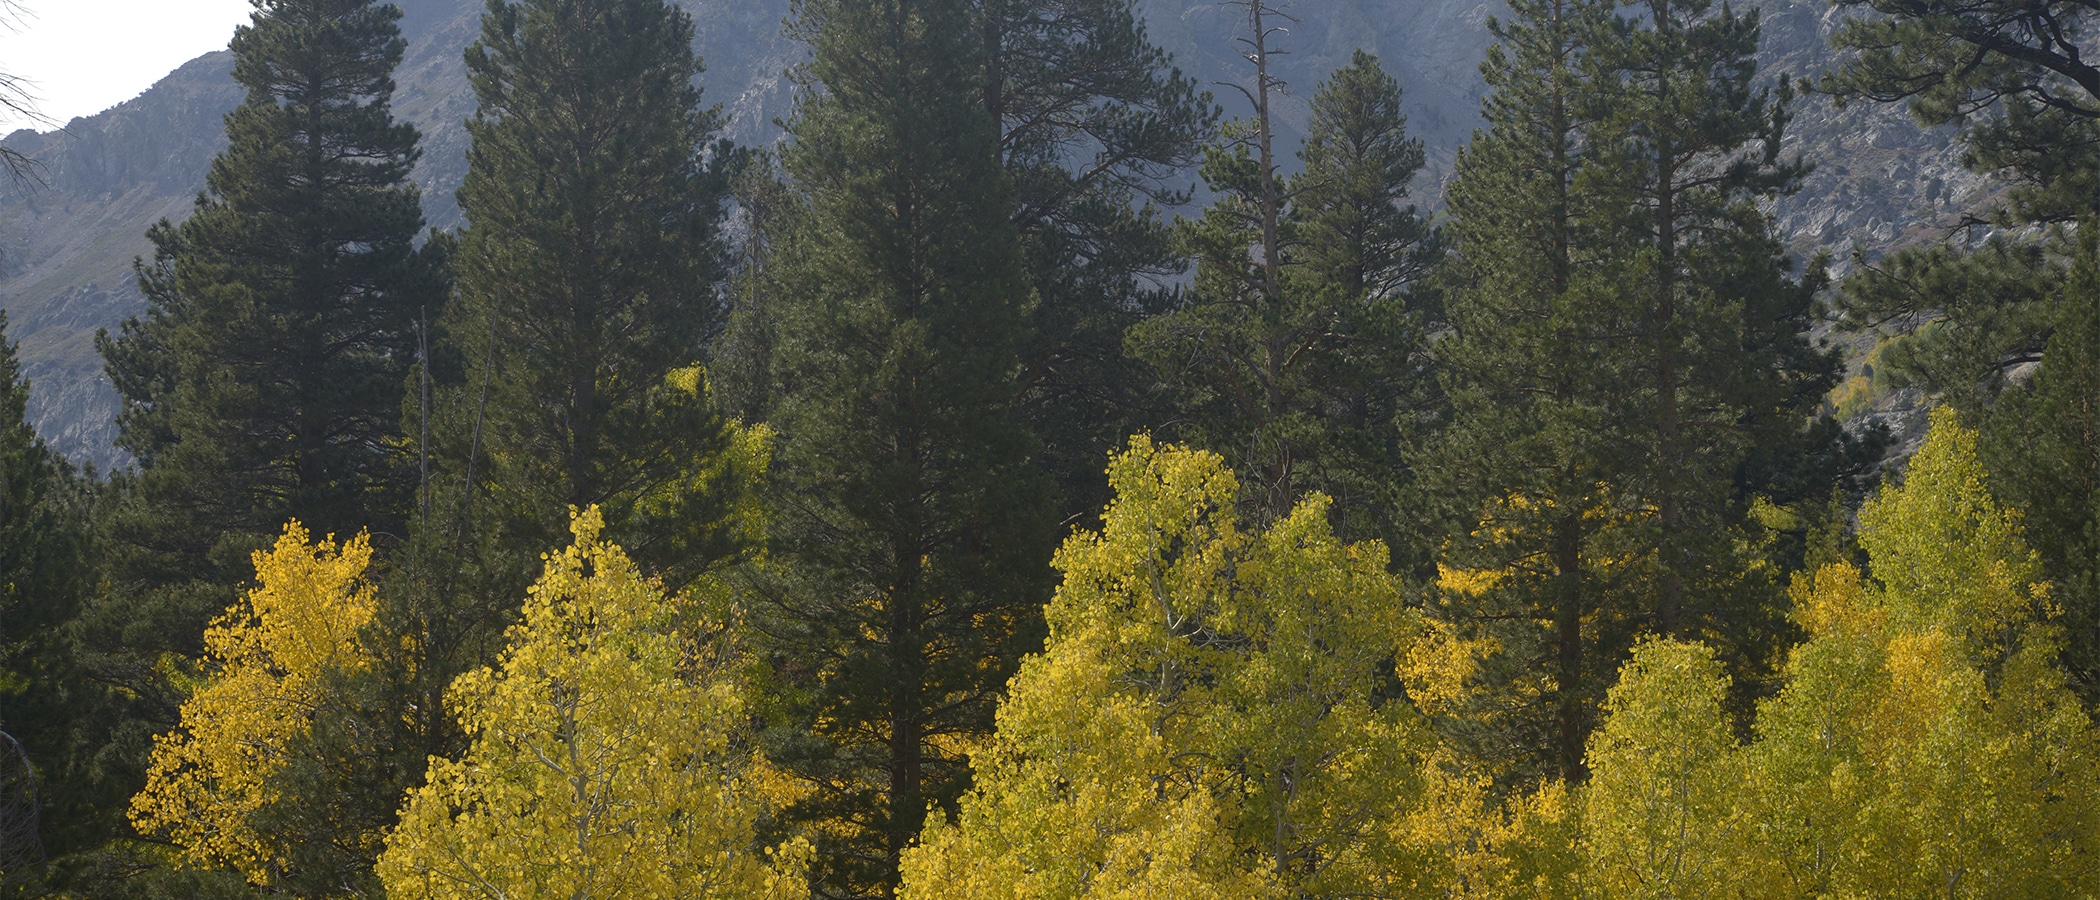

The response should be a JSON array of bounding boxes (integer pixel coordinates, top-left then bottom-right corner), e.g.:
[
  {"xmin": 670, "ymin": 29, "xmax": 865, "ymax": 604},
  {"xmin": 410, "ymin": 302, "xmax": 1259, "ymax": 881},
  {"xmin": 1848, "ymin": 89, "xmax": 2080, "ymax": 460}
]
[
  {"xmin": 434, "ymin": 0, "xmax": 745, "ymax": 591},
  {"xmin": 752, "ymin": 0, "xmax": 1056, "ymax": 894}
]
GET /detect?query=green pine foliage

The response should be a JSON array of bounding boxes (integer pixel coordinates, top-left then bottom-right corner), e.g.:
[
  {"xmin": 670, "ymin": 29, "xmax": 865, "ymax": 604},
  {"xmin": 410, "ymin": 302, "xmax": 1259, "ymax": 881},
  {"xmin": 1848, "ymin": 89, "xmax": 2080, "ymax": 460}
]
[
  {"xmin": 1981, "ymin": 231, "xmax": 2100, "ymax": 701},
  {"xmin": 987, "ymin": 0, "xmax": 1215, "ymax": 522},
  {"xmin": 0, "ymin": 312, "xmax": 96, "ymax": 863},
  {"xmin": 1130, "ymin": 33, "xmax": 1441, "ymax": 533},
  {"xmin": 1820, "ymin": 0, "xmax": 2096, "ymax": 475},
  {"xmin": 1423, "ymin": 0, "xmax": 1633, "ymax": 784},
  {"xmin": 1424, "ymin": 0, "xmax": 1838, "ymax": 786},
  {"xmin": 1281, "ymin": 49, "xmax": 1444, "ymax": 557},
  {"xmin": 750, "ymin": 0, "xmax": 1056, "ymax": 893},
  {"xmin": 74, "ymin": 0, "xmax": 440, "ymax": 885},
  {"xmin": 1592, "ymin": 0, "xmax": 1836, "ymax": 650},
  {"xmin": 437, "ymin": 0, "xmax": 744, "ymax": 589},
  {"xmin": 1824, "ymin": 0, "xmax": 2100, "ymax": 226},
  {"xmin": 101, "ymin": 0, "xmax": 443, "ymax": 549}
]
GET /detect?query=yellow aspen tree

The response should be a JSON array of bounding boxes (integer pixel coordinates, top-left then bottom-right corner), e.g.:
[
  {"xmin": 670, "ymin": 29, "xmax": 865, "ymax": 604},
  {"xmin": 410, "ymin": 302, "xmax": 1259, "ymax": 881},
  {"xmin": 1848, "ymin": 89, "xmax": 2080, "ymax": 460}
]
[
  {"xmin": 376, "ymin": 507, "xmax": 807, "ymax": 900},
  {"xmin": 1735, "ymin": 408, "xmax": 2100, "ymax": 897},
  {"xmin": 1581, "ymin": 638, "xmax": 1742, "ymax": 898},
  {"xmin": 129, "ymin": 522, "xmax": 381, "ymax": 885},
  {"xmin": 1385, "ymin": 751, "xmax": 1584, "ymax": 900},
  {"xmin": 901, "ymin": 437, "xmax": 1434, "ymax": 899}
]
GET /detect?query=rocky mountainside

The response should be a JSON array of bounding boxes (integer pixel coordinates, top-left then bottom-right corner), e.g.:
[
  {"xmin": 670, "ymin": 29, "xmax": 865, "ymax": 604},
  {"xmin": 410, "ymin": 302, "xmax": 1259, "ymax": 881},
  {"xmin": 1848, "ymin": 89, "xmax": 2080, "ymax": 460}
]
[{"xmin": 0, "ymin": 0, "xmax": 1986, "ymax": 467}]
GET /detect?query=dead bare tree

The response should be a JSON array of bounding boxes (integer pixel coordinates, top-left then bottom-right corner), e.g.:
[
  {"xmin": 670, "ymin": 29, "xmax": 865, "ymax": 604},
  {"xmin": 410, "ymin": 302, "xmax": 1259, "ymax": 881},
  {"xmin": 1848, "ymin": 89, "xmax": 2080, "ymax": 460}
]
[{"xmin": 0, "ymin": 0, "xmax": 51, "ymax": 187}]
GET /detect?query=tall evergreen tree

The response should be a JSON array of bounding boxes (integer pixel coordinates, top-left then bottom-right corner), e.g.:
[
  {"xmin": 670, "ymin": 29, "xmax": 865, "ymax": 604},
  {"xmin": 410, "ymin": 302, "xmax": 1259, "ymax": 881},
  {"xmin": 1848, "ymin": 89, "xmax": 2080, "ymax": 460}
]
[
  {"xmin": 724, "ymin": 0, "xmax": 1213, "ymax": 523},
  {"xmin": 1425, "ymin": 0, "xmax": 1631, "ymax": 783},
  {"xmin": 0, "ymin": 311, "xmax": 91, "ymax": 869},
  {"xmin": 1980, "ymin": 232, "xmax": 2100, "ymax": 699},
  {"xmin": 754, "ymin": 0, "xmax": 1054, "ymax": 893},
  {"xmin": 78, "ymin": 0, "xmax": 440, "ymax": 874},
  {"xmin": 981, "ymin": 0, "xmax": 1214, "ymax": 519},
  {"xmin": 436, "ymin": 0, "xmax": 742, "ymax": 587},
  {"xmin": 1128, "ymin": 25, "xmax": 1440, "ymax": 532},
  {"xmin": 1593, "ymin": 0, "xmax": 1834, "ymax": 640},
  {"xmin": 1426, "ymin": 0, "xmax": 1839, "ymax": 784},
  {"xmin": 101, "ymin": 0, "xmax": 442, "ymax": 551},
  {"xmin": 1283, "ymin": 49, "xmax": 1444, "ymax": 554}
]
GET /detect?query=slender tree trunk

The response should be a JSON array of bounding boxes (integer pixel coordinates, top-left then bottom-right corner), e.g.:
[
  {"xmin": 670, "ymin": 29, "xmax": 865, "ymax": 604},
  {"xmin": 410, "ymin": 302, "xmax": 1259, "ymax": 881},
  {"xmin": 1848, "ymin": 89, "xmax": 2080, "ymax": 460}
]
[
  {"xmin": 1651, "ymin": 0, "xmax": 1685, "ymax": 638},
  {"xmin": 887, "ymin": 542, "xmax": 924, "ymax": 899},
  {"xmin": 1247, "ymin": 0, "xmax": 1293, "ymax": 518},
  {"xmin": 1547, "ymin": 0, "xmax": 1590, "ymax": 780},
  {"xmin": 1554, "ymin": 505, "xmax": 1586, "ymax": 779}
]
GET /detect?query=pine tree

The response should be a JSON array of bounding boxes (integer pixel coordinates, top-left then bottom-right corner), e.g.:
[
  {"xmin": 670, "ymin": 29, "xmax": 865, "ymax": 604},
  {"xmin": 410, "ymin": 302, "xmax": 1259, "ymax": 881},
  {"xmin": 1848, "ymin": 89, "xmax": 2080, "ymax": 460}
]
[
  {"xmin": 982, "ymin": 0, "xmax": 1214, "ymax": 520},
  {"xmin": 1823, "ymin": 0, "xmax": 2100, "ymax": 692},
  {"xmin": 1423, "ymin": 0, "xmax": 1631, "ymax": 783},
  {"xmin": 100, "ymin": 0, "xmax": 443, "ymax": 551},
  {"xmin": 78, "ymin": 0, "xmax": 440, "ymax": 874},
  {"xmin": 1980, "ymin": 233, "xmax": 2100, "ymax": 699},
  {"xmin": 437, "ymin": 0, "xmax": 742, "ymax": 589},
  {"xmin": 1824, "ymin": 0, "xmax": 2100, "ymax": 226},
  {"xmin": 0, "ymin": 311, "xmax": 77, "ymax": 719},
  {"xmin": 1129, "ymin": 31, "xmax": 1440, "ymax": 529},
  {"xmin": 1819, "ymin": 0, "xmax": 2100, "ymax": 416},
  {"xmin": 1593, "ymin": 0, "xmax": 1834, "ymax": 642},
  {"xmin": 724, "ymin": 0, "xmax": 1214, "ymax": 523},
  {"xmin": 0, "ymin": 311, "xmax": 91, "ymax": 870},
  {"xmin": 1282, "ymin": 49, "xmax": 1444, "ymax": 555},
  {"xmin": 753, "ymin": 0, "xmax": 1055, "ymax": 892},
  {"xmin": 1426, "ymin": 0, "xmax": 1837, "ymax": 784}
]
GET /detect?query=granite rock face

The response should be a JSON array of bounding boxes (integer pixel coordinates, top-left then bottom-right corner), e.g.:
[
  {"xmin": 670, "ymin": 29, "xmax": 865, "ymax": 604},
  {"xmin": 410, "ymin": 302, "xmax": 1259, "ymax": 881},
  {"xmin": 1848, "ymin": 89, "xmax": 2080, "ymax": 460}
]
[{"xmin": 0, "ymin": 0, "xmax": 1991, "ymax": 467}]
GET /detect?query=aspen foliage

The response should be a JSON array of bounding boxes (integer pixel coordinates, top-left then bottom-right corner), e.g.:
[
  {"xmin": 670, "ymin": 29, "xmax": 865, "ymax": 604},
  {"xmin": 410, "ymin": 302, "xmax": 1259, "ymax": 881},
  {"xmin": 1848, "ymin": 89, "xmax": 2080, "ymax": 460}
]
[
  {"xmin": 128, "ymin": 522, "xmax": 381, "ymax": 884},
  {"xmin": 1728, "ymin": 407, "xmax": 2100, "ymax": 897},
  {"xmin": 901, "ymin": 436, "xmax": 1434, "ymax": 899},
  {"xmin": 1575, "ymin": 408, "xmax": 2100, "ymax": 897},
  {"xmin": 1580, "ymin": 638, "xmax": 1739, "ymax": 897},
  {"xmin": 377, "ymin": 507, "xmax": 808, "ymax": 900}
]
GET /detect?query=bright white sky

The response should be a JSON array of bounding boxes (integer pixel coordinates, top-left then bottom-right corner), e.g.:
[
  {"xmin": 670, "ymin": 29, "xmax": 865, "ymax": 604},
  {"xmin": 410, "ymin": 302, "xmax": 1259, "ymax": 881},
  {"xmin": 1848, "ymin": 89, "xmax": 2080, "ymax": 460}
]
[{"xmin": 0, "ymin": 0, "xmax": 254, "ymax": 130}]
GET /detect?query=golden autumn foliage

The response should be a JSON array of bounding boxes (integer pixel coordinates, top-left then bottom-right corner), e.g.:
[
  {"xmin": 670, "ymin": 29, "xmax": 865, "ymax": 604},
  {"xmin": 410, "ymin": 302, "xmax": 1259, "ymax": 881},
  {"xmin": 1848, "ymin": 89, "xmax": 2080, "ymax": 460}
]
[
  {"xmin": 377, "ymin": 507, "xmax": 807, "ymax": 900},
  {"xmin": 128, "ymin": 522, "xmax": 381, "ymax": 885},
  {"xmin": 1581, "ymin": 638, "xmax": 1740, "ymax": 897},
  {"xmin": 123, "ymin": 415, "xmax": 2100, "ymax": 899},
  {"xmin": 1578, "ymin": 408, "xmax": 2100, "ymax": 897},
  {"xmin": 900, "ymin": 437, "xmax": 1436, "ymax": 899},
  {"xmin": 904, "ymin": 416, "xmax": 2100, "ymax": 899}
]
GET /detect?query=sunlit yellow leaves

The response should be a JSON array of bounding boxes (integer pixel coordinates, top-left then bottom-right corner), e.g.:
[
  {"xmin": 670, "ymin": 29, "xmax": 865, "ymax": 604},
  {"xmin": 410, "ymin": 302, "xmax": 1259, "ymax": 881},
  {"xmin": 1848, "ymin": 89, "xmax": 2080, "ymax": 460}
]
[
  {"xmin": 901, "ymin": 437, "xmax": 1430, "ymax": 899},
  {"xmin": 1582, "ymin": 639, "xmax": 1739, "ymax": 898},
  {"xmin": 1857, "ymin": 406, "xmax": 2047, "ymax": 650},
  {"xmin": 1400, "ymin": 618, "xmax": 1493, "ymax": 719},
  {"xmin": 129, "ymin": 522, "xmax": 379, "ymax": 884},
  {"xmin": 1571, "ymin": 410, "xmax": 2100, "ymax": 897},
  {"xmin": 376, "ymin": 507, "xmax": 807, "ymax": 900},
  {"xmin": 1727, "ymin": 410, "xmax": 2100, "ymax": 897}
]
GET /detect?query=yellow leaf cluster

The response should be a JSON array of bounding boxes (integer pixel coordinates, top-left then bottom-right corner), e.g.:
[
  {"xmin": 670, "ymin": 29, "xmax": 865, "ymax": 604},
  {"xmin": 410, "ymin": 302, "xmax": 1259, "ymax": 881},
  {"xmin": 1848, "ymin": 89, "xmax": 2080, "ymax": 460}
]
[
  {"xmin": 377, "ymin": 506, "xmax": 807, "ymax": 900},
  {"xmin": 1576, "ymin": 409, "xmax": 2100, "ymax": 896},
  {"xmin": 901, "ymin": 436, "xmax": 1433, "ymax": 899},
  {"xmin": 128, "ymin": 522, "xmax": 379, "ymax": 883},
  {"xmin": 1582, "ymin": 639, "xmax": 1740, "ymax": 898}
]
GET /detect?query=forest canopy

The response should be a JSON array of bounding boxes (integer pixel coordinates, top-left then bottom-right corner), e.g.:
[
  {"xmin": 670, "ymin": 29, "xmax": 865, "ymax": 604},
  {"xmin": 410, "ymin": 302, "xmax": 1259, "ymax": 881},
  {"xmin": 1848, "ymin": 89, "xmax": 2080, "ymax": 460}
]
[{"xmin": 0, "ymin": 0, "xmax": 2094, "ymax": 897}]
